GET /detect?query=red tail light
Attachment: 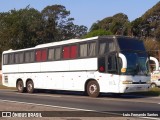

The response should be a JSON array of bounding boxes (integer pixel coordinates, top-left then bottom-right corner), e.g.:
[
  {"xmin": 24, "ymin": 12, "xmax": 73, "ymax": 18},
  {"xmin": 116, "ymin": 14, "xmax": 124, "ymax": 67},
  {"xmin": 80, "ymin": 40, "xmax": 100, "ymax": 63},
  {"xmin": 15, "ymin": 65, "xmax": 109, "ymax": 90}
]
[{"xmin": 99, "ymin": 66, "xmax": 105, "ymax": 72}]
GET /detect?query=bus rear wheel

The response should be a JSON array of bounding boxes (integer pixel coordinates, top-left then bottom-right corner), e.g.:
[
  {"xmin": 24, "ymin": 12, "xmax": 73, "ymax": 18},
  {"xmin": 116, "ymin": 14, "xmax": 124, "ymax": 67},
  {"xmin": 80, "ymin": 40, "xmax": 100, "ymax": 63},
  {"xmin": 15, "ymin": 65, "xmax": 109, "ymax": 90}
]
[
  {"xmin": 26, "ymin": 80, "xmax": 34, "ymax": 93},
  {"xmin": 17, "ymin": 80, "xmax": 24, "ymax": 93},
  {"xmin": 87, "ymin": 80, "xmax": 100, "ymax": 97}
]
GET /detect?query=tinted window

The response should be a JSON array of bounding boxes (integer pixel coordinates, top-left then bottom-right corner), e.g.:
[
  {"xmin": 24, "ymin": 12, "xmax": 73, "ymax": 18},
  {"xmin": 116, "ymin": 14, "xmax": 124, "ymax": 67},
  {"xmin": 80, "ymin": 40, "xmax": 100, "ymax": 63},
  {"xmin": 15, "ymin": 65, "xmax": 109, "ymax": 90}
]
[
  {"xmin": 3, "ymin": 54, "xmax": 8, "ymax": 65},
  {"xmin": 25, "ymin": 51, "xmax": 35, "ymax": 63},
  {"xmin": 15, "ymin": 53, "xmax": 19, "ymax": 64},
  {"xmin": 9, "ymin": 53, "xmax": 14, "ymax": 64},
  {"xmin": 80, "ymin": 44, "xmax": 87, "ymax": 57},
  {"xmin": 25, "ymin": 52, "xmax": 30, "ymax": 63},
  {"xmin": 55, "ymin": 47, "xmax": 61, "ymax": 60},
  {"xmin": 19, "ymin": 52, "xmax": 24, "ymax": 63},
  {"xmin": 99, "ymin": 39, "xmax": 115, "ymax": 55},
  {"xmin": 48, "ymin": 48, "xmax": 54, "ymax": 60},
  {"xmin": 30, "ymin": 51, "xmax": 35, "ymax": 62},
  {"xmin": 88, "ymin": 42, "xmax": 96, "ymax": 57},
  {"xmin": 108, "ymin": 54, "xmax": 117, "ymax": 74},
  {"xmin": 118, "ymin": 38, "xmax": 146, "ymax": 51}
]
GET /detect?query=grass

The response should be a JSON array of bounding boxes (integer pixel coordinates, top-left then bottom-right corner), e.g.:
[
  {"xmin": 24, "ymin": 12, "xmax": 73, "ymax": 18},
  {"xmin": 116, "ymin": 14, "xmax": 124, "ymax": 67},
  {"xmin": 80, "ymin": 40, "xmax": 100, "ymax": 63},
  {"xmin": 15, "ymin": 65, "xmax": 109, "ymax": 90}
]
[
  {"xmin": 127, "ymin": 87, "xmax": 160, "ymax": 96},
  {"xmin": 0, "ymin": 84, "xmax": 16, "ymax": 90}
]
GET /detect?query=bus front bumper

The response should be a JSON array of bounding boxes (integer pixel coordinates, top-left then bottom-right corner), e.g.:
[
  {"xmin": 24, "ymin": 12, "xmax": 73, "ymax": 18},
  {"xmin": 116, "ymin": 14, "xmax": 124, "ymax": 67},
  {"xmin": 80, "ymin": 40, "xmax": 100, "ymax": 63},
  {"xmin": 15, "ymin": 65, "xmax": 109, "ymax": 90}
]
[{"xmin": 119, "ymin": 84, "xmax": 150, "ymax": 93}]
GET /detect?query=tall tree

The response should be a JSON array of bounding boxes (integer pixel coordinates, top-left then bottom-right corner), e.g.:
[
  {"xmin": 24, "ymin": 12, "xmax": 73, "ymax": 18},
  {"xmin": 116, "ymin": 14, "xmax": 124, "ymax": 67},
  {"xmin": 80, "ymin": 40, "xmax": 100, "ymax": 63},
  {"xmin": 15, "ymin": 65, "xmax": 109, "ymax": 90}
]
[
  {"xmin": 131, "ymin": 2, "xmax": 160, "ymax": 40},
  {"xmin": 41, "ymin": 5, "xmax": 87, "ymax": 41},
  {"xmin": 89, "ymin": 13, "xmax": 130, "ymax": 35},
  {"xmin": 0, "ymin": 7, "xmax": 42, "ymax": 50}
]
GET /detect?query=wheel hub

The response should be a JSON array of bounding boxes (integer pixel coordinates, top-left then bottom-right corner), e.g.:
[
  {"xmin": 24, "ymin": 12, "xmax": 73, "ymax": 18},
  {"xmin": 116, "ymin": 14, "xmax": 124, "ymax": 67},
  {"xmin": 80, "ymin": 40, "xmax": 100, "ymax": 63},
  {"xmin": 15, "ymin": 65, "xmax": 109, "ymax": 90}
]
[
  {"xmin": 28, "ymin": 84, "xmax": 32, "ymax": 91},
  {"xmin": 89, "ymin": 84, "xmax": 97, "ymax": 94}
]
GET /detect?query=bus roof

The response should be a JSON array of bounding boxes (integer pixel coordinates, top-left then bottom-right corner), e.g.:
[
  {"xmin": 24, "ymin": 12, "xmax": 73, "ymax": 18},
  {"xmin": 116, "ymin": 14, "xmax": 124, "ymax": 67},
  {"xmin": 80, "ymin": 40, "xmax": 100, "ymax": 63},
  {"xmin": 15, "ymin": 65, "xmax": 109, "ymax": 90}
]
[
  {"xmin": 3, "ymin": 36, "xmax": 98, "ymax": 54},
  {"xmin": 2, "ymin": 35, "xmax": 136, "ymax": 54}
]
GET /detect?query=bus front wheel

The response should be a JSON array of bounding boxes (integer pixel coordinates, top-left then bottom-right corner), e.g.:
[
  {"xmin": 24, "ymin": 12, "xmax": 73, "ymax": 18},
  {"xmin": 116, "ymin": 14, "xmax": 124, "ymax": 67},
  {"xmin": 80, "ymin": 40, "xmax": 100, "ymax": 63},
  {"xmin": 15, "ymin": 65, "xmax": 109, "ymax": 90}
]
[
  {"xmin": 151, "ymin": 83, "xmax": 156, "ymax": 88},
  {"xmin": 26, "ymin": 80, "xmax": 34, "ymax": 93},
  {"xmin": 87, "ymin": 80, "xmax": 100, "ymax": 97},
  {"xmin": 17, "ymin": 80, "xmax": 24, "ymax": 93}
]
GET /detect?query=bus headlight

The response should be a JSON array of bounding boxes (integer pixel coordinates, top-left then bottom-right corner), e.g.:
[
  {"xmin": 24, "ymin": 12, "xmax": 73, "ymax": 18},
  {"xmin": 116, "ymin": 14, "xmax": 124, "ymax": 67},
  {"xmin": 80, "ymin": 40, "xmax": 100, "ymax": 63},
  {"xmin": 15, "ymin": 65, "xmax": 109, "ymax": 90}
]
[{"xmin": 122, "ymin": 80, "xmax": 133, "ymax": 84}]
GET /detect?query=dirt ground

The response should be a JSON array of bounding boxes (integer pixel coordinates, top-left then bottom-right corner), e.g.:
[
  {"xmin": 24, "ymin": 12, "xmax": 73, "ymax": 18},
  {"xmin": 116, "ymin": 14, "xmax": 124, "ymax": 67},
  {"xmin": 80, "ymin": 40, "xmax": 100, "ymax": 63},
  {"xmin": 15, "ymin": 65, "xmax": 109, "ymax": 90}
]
[
  {"xmin": 0, "ymin": 70, "xmax": 2, "ymax": 84},
  {"xmin": 0, "ymin": 100, "xmax": 144, "ymax": 120}
]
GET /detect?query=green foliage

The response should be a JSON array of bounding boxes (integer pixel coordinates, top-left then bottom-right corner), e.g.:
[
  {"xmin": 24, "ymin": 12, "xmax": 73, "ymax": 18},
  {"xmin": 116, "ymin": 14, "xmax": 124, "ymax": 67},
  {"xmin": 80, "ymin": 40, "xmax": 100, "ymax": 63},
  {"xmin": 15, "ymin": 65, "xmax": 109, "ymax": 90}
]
[
  {"xmin": 84, "ymin": 29, "xmax": 112, "ymax": 38},
  {"xmin": 41, "ymin": 5, "xmax": 87, "ymax": 42},
  {"xmin": 131, "ymin": 2, "xmax": 160, "ymax": 40},
  {"xmin": 0, "ymin": 7, "xmax": 42, "ymax": 50},
  {"xmin": 1, "ymin": 1, "xmax": 160, "ymax": 63},
  {"xmin": 88, "ymin": 1, "xmax": 160, "ymax": 52},
  {"xmin": 89, "ymin": 13, "xmax": 130, "ymax": 35},
  {"xmin": 0, "ymin": 5, "xmax": 87, "ymax": 60}
]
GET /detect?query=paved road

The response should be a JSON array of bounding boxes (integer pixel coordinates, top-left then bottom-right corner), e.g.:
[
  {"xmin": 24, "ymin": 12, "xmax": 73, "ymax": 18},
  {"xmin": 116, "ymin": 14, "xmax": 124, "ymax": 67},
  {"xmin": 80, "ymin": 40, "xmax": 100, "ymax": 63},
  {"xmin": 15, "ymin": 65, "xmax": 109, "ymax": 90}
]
[{"xmin": 0, "ymin": 89, "xmax": 160, "ymax": 119}]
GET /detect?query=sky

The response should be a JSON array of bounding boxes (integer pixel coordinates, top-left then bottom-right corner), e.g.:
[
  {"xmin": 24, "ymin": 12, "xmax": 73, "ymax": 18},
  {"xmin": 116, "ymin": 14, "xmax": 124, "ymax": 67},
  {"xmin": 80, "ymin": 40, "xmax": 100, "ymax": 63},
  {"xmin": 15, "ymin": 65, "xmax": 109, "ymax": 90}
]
[{"xmin": 0, "ymin": 0, "xmax": 160, "ymax": 30}]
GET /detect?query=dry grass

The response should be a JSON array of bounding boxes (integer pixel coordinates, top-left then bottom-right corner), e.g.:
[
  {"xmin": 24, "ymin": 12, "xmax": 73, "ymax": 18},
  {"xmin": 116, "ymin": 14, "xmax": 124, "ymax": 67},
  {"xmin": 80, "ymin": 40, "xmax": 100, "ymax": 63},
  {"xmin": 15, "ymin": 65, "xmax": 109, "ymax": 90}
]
[{"xmin": 0, "ymin": 72, "xmax": 2, "ymax": 85}]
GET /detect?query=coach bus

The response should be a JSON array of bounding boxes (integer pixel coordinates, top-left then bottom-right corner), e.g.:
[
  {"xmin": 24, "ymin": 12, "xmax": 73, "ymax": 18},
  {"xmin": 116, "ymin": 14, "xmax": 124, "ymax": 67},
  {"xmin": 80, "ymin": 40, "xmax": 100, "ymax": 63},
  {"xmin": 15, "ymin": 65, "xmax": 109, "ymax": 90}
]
[{"xmin": 2, "ymin": 36, "xmax": 159, "ymax": 97}]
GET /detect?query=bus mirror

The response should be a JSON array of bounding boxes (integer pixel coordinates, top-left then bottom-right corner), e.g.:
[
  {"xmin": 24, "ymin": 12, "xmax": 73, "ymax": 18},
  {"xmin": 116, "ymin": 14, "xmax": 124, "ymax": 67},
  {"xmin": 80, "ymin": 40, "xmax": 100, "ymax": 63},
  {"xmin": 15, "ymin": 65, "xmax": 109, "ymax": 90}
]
[
  {"xmin": 119, "ymin": 53, "xmax": 127, "ymax": 73},
  {"xmin": 150, "ymin": 57, "xmax": 159, "ymax": 71}
]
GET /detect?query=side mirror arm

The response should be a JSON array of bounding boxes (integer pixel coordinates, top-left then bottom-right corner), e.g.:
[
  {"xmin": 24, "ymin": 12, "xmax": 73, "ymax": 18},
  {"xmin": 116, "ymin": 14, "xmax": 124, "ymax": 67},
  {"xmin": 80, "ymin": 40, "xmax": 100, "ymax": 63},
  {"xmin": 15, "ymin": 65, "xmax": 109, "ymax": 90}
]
[
  {"xmin": 150, "ymin": 57, "xmax": 159, "ymax": 71},
  {"xmin": 119, "ymin": 53, "xmax": 127, "ymax": 72}
]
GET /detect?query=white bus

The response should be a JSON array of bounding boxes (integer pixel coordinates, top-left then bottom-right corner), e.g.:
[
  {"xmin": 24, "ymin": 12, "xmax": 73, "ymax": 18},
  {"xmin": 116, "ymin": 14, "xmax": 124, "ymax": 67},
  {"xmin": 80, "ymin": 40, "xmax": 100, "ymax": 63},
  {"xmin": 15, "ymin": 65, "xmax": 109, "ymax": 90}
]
[{"xmin": 2, "ymin": 36, "xmax": 159, "ymax": 97}]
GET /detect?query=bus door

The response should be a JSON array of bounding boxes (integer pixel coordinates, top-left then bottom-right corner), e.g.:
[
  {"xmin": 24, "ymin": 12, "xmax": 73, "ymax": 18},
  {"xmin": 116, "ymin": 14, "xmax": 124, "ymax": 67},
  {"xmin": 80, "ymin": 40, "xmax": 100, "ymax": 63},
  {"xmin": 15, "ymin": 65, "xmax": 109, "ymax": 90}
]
[{"xmin": 106, "ymin": 52, "xmax": 120, "ymax": 92}]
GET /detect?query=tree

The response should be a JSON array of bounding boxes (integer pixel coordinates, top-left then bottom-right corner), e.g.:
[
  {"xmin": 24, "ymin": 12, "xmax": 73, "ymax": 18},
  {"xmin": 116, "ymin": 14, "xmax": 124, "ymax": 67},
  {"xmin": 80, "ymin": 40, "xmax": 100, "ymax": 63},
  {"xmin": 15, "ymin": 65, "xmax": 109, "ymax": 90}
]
[
  {"xmin": 0, "ymin": 7, "xmax": 42, "ymax": 50},
  {"xmin": 131, "ymin": 2, "xmax": 160, "ymax": 40},
  {"xmin": 84, "ymin": 29, "xmax": 112, "ymax": 38},
  {"xmin": 89, "ymin": 13, "xmax": 130, "ymax": 35},
  {"xmin": 41, "ymin": 5, "xmax": 87, "ymax": 41}
]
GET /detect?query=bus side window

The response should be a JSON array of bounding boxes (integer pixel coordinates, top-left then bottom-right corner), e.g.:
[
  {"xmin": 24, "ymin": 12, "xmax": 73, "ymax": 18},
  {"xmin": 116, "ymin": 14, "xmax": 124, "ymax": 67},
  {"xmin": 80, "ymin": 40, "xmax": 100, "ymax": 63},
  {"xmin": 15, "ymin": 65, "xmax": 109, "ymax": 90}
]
[
  {"xmin": 88, "ymin": 42, "xmax": 96, "ymax": 57},
  {"xmin": 70, "ymin": 45, "xmax": 77, "ymax": 59},
  {"xmin": 9, "ymin": 53, "xmax": 14, "ymax": 64},
  {"xmin": 55, "ymin": 47, "xmax": 61, "ymax": 60},
  {"xmin": 19, "ymin": 52, "xmax": 24, "ymax": 63},
  {"xmin": 25, "ymin": 52, "xmax": 30, "ymax": 63},
  {"xmin": 108, "ymin": 55, "xmax": 117, "ymax": 74},
  {"xmin": 36, "ymin": 50, "xmax": 41, "ymax": 62},
  {"xmin": 80, "ymin": 43, "xmax": 87, "ymax": 57},
  {"xmin": 48, "ymin": 48, "xmax": 54, "ymax": 60},
  {"xmin": 30, "ymin": 51, "xmax": 35, "ymax": 62},
  {"xmin": 63, "ymin": 46, "xmax": 70, "ymax": 59},
  {"xmin": 41, "ymin": 49, "xmax": 47, "ymax": 61},
  {"xmin": 15, "ymin": 53, "xmax": 19, "ymax": 64},
  {"xmin": 3, "ymin": 54, "xmax": 9, "ymax": 65},
  {"xmin": 99, "ymin": 42, "xmax": 108, "ymax": 55}
]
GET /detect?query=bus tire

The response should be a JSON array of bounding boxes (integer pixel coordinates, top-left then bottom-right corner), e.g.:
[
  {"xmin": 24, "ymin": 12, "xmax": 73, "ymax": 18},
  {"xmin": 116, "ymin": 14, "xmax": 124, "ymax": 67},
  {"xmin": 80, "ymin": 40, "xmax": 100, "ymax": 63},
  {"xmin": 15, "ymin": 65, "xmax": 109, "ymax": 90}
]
[
  {"xmin": 16, "ymin": 80, "xmax": 24, "ymax": 93},
  {"xmin": 87, "ymin": 80, "xmax": 100, "ymax": 97},
  {"xmin": 26, "ymin": 80, "xmax": 34, "ymax": 93}
]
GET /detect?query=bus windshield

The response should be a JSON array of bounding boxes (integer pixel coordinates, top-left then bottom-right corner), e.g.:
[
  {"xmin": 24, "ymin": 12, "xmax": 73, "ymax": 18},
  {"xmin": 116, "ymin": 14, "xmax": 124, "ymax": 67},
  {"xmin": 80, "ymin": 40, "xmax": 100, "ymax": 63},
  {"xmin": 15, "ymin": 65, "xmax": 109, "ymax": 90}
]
[{"xmin": 121, "ymin": 51, "xmax": 150, "ymax": 76}]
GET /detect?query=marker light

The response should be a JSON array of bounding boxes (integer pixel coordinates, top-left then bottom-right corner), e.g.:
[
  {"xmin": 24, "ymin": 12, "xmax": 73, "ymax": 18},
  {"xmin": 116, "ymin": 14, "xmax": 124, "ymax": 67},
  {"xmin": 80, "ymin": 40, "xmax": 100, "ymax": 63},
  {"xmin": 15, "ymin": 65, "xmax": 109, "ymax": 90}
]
[{"xmin": 121, "ymin": 68, "xmax": 126, "ymax": 73}]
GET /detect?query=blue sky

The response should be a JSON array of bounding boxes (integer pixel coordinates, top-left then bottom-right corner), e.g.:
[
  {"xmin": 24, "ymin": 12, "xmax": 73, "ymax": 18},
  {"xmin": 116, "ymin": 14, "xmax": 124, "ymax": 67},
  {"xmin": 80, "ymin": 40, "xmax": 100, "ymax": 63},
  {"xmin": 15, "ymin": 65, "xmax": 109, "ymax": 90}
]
[{"xmin": 0, "ymin": 0, "xmax": 159, "ymax": 29}]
